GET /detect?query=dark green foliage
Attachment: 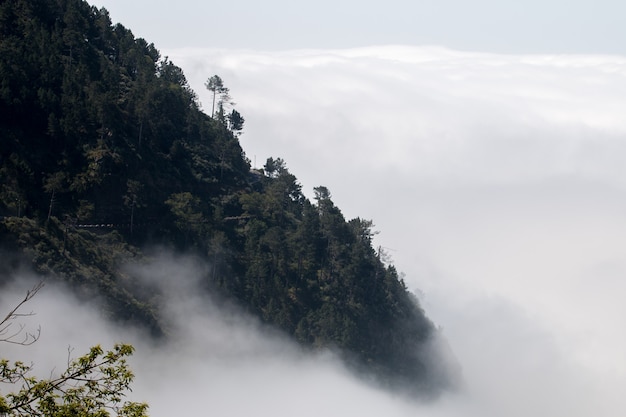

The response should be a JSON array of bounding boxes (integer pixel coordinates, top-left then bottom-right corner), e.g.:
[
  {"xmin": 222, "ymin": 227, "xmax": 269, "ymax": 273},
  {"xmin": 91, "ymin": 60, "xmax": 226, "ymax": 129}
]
[
  {"xmin": 0, "ymin": 0, "xmax": 249, "ymax": 231},
  {"xmin": 235, "ymin": 163, "xmax": 442, "ymax": 392},
  {"xmin": 0, "ymin": 0, "xmax": 453, "ymax": 396}
]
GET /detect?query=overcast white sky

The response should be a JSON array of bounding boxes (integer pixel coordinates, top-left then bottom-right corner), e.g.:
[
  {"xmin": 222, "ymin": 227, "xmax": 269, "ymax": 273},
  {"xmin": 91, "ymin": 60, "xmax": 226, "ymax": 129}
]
[
  {"xmin": 8, "ymin": 1, "xmax": 626, "ymax": 416},
  {"xmin": 94, "ymin": 0, "xmax": 626, "ymax": 54}
]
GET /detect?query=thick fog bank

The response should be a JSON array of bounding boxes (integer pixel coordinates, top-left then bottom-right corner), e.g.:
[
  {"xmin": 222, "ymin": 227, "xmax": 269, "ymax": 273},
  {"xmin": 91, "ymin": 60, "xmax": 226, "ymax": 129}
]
[
  {"xmin": 163, "ymin": 46, "xmax": 626, "ymax": 416},
  {"xmin": 3, "ymin": 45, "xmax": 626, "ymax": 416},
  {"xmin": 2, "ymin": 240, "xmax": 624, "ymax": 416}
]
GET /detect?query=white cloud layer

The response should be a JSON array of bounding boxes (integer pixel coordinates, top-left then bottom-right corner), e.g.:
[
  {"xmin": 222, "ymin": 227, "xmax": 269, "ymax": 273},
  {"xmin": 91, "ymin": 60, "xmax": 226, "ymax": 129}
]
[
  {"xmin": 164, "ymin": 45, "xmax": 626, "ymax": 415},
  {"xmin": 3, "ymin": 45, "xmax": 626, "ymax": 416}
]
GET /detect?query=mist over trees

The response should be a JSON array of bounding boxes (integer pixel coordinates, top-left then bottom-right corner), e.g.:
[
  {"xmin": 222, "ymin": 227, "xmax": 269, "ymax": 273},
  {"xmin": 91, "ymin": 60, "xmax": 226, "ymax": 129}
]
[{"xmin": 0, "ymin": 0, "xmax": 457, "ymax": 398}]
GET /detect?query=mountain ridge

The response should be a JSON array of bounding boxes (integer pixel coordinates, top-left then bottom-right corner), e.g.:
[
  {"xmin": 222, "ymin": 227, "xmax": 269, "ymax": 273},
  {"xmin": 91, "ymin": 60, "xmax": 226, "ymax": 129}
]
[{"xmin": 0, "ymin": 0, "xmax": 458, "ymax": 397}]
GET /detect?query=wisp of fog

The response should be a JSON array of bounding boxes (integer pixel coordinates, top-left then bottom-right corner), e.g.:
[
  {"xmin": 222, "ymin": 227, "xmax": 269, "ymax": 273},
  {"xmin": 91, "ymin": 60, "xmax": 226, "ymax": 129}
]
[{"xmin": 1, "ymin": 257, "xmax": 452, "ymax": 417}]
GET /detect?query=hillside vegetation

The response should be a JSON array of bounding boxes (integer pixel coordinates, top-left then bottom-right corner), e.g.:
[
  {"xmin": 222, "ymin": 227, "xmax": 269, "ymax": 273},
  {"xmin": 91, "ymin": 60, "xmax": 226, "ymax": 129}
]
[{"xmin": 0, "ymin": 0, "xmax": 456, "ymax": 396}]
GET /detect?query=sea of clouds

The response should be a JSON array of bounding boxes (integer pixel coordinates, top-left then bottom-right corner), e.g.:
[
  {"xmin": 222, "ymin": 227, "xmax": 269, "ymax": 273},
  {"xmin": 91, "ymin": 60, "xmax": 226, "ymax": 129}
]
[
  {"xmin": 167, "ymin": 45, "xmax": 626, "ymax": 415},
  {"xmin": 3, "ymin": 45, "xmax": 626, "ymax": 416}
]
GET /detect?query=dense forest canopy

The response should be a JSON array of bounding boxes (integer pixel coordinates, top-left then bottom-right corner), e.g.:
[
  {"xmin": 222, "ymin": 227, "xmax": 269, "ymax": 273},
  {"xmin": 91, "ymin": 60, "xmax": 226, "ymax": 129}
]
[{"xmin": 0, "ymin": 0, "xmax": 457, "ymax": 397}]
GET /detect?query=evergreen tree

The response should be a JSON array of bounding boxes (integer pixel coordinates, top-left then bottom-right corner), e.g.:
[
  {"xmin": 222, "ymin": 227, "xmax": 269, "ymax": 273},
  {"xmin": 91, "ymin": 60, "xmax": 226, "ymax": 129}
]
[
  {"xmin": 228, "ymin": 109, "xmax": 244, "ymax": 135},
  {"xmin": 204, "ymin": 74, "xmax": 229, "ymax": 118}
]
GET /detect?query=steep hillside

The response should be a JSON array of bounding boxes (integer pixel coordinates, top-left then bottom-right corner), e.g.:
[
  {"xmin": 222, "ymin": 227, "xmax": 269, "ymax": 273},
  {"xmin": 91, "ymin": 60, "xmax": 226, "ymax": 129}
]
[{"xmin": 0, "ymin": 0, "xmax": 457, "ymax": 396}]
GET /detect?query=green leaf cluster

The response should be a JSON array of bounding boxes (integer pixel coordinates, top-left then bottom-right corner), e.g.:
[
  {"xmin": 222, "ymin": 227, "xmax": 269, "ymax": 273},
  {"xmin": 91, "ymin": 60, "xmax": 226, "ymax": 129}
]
[{"xmin": 0, "ymin": 344, "xmax": 147, "ymax": 417}]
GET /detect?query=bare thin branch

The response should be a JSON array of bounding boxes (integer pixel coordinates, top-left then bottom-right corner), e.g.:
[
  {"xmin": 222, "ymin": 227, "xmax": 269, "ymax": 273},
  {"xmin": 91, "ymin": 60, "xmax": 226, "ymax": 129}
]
[{"xmin": 0, "ymin": 281, "xmax": 45, "ymax": 345}]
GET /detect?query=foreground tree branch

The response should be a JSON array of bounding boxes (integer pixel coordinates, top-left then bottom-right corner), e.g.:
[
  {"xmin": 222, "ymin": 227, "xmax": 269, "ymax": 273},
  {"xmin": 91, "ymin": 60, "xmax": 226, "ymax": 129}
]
[
  {"xmin": 0, "ymin": 282, "xmax": 44, "ymax": 345},
  {"xmin": 1, "ymin": 344, "xmax": 148, "ymax": 417},
  {"xmin": 0, "ymin": 284, "xmax": 148, "ymax": 417}
]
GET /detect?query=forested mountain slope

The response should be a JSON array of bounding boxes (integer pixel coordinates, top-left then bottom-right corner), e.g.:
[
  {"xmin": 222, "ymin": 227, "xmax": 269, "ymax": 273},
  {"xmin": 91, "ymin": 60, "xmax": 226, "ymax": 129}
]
[{"xmin": 0, "ymin": 0, "xmax": 457, "ymax": 396}]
